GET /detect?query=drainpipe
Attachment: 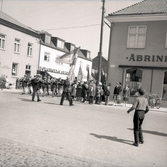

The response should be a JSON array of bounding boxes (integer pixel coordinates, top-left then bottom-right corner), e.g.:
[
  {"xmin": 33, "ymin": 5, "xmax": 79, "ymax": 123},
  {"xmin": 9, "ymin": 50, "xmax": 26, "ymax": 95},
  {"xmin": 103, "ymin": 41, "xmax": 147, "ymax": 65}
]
[
  {"xmin": 150, "ymin": 68, "xmax": 153, "ymax": 92},
  {"xmin": 107, "ymin": 23, "xmax": 114, "ymax": 85},
  {"xmin": 122, "ymin": 67, "xmax": 125, "ymax": 87},
  {"xmin": 38, "ymin": 39, "xmax": 41, "ymax": 75}
]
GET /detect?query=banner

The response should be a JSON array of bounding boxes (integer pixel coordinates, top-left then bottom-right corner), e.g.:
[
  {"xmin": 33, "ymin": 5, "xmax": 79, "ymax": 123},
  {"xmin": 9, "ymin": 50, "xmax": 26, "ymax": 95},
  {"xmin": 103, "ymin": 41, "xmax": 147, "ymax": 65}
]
[
  {"xmin": 67, "ymin": 47, "xmax": 80, "ymax": 82},
  {"xmin": 56, "ymin": 47, "xmax": 80, "ymax": 64}
]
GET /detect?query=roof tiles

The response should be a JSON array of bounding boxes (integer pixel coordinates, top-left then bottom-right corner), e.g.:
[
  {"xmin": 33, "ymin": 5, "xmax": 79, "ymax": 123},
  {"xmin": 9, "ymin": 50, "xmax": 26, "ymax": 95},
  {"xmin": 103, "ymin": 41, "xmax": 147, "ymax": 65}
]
[{"xmin": 109, "ymin": 0, "xmax": 167, "ymax": 16}]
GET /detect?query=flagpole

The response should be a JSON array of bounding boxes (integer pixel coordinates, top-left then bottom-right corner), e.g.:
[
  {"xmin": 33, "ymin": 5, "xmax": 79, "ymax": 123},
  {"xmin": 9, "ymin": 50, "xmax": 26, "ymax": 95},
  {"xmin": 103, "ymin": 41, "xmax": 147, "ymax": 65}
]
[{"xmin": 97, "ymin": 0, "xmax": 105, "ymax": 86}]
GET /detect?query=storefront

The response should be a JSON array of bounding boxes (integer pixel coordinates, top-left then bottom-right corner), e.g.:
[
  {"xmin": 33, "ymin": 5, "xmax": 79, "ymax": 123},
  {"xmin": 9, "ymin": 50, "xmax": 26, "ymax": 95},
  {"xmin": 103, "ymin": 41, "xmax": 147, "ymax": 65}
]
[{"xmin": 106, "ymin": 0, "xmax": 167, "ymax": 107}]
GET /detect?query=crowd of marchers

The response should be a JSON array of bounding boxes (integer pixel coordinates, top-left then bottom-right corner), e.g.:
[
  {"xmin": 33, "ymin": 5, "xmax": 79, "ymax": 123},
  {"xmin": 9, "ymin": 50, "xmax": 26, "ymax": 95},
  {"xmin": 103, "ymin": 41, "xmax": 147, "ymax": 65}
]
[{"xmin": 17, "ymin": 74, "xmax": 111, "ymax": 106}]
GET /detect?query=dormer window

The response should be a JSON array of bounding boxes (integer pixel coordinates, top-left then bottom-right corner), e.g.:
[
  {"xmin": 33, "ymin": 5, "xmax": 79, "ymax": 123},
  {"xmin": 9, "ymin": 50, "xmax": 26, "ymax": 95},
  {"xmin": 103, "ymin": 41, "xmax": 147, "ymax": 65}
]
[
  {"xmin": 87, "ymin": 51, "xmax": 91, "ymax": 59},
  {"xmin": 57, "ymin": 40, "xmax": 64, "ymax": 49},
  {"xmin": 45, "ymin": 35, "xmax": 51, "ymax": 44},
  {"xmin": 71, "ymin": 45, "xmax": 75, "ymax": 51}
]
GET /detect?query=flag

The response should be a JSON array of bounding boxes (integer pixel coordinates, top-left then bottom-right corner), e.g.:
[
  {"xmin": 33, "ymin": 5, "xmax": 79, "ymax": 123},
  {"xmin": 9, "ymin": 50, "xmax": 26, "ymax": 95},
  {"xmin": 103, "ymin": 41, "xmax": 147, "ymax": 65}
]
[
  {"xmin": 86, "ymin": 65, "xmax": 91, "ymax": 82},
  {"xmin": 77, "ymin": 64, "xmax": 84, "ymax": 81},
  {"xmin": 57, "ymin": 47, "xmax": 80, "ymax": 64},
  {"xmin": 101, "ymin": 68, "xmax": 106, "ymax": 84},
  {"xmin": 67, "ymin": 47, "xmax": 80, "ymax": 82}
]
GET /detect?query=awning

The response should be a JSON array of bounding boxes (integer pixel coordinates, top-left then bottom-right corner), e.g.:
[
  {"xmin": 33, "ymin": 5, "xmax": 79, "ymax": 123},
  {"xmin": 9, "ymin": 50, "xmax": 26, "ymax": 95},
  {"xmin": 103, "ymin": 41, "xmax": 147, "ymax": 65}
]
[{"xmin": 47, "ymin": 72, "xmax": 68, "ymax": 79}]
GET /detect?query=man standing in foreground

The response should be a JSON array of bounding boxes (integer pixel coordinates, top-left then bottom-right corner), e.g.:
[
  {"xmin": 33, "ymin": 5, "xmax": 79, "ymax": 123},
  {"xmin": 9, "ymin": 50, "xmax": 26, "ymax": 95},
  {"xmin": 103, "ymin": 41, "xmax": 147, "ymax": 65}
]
[
  {"xmin": 127, "ymin": 88, "xmax": 149, "ymax": 147},
  {"xmin": 60, "ymin": 77, "xmax": 73, "ymax": 106}
]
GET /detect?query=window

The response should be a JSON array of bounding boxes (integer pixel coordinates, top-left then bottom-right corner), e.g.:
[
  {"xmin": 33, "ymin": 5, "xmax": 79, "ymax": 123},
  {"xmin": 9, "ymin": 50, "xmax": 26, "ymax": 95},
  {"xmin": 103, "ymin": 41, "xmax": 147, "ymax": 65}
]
[
  {"xmin": 45, "ymin": 35, "xmax": 51, "ymax": 44},
  {"xmin": 0, "ymin": 34, "xmax": 6, "ymax": 50},
  {"xmin": 12, "ymin": 63, "xmax": 18, "ymax": 76},
  {"xmin": 14, "ymin": 38, "xmax": 21, "ymax": 53},
  {"xmin": 87, "ymin": 51, "xmax": 91, "ymax": 59},
  {"xmin": 57, "ymin": 40, "xmax": 64, "ymax": 49},
  {"xmin": 163, "ymin": 71, "xmax": 167, "ymax": 100},
  {"xmin": 25, "ymin": 65, "xmax": 31, "ymax": 76},
  {"xmin": 127, "ymin": 25, "xmax": 147, "ymax": 48},
  {"xmin": 27, "ymin": 43, "xmax": 33, "ymax": 57},
  {"xmin": 125, "ymin": 68, "xmax": 143, "ymax": 95},
  {"xmin": 44, "ymin": 52, "xmax": 50, "ymax": 62},
  {"xmin": 71, "ymin": 45, "xmax": 75, "ymax": 51}
]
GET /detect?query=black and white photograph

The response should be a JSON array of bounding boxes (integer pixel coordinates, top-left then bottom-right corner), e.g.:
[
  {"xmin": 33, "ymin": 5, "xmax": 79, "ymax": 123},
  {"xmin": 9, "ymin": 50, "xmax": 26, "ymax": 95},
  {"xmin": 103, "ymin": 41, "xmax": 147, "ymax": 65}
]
[{"xmin": 0, "ymin": 0, "xmax": 167, "ymax": 166}]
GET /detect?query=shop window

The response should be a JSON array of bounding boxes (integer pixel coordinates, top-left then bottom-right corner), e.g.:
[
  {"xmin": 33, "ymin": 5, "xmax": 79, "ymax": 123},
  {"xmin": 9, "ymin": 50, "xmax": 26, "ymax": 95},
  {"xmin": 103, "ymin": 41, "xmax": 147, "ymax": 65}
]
[
  {"xmin": 127, "ymin": 25, "xmax": 147, "ymax": 48},
  {"xmin": 27, "ymin": 43, "xmax": 33, "ymax": 57},
  {"xmin": 25, "ymin": 65, "xmax": 31, "ymax": 76},
  {"xmin": 125, "ymin": 68, "xmax": 143, "ymax": 95},
  {"xmin": 14, "ymin": 38, "xmax": 21, "ymax": 53},
  {"xmin": 162, "ymin": 71, "xmax": 167, "ymax": 100},
  {"xmin": 12, "ymin": 63, "xmax": 18, "ymax": 76},
  {"xmin": 44, "ymin": 52, "xmax": 50, "ymax": 62},
  {"xmin": 0, "ymin": 33, "xmax": 6, "ymax": 50}
]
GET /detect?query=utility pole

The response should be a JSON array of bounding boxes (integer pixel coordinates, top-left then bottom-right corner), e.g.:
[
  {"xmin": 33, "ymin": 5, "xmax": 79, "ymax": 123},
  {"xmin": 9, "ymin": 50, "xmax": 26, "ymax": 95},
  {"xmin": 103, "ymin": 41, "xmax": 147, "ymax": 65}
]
[{"xmin": 97, "ymin": 0, "xmax": 105, "ymax": 86}]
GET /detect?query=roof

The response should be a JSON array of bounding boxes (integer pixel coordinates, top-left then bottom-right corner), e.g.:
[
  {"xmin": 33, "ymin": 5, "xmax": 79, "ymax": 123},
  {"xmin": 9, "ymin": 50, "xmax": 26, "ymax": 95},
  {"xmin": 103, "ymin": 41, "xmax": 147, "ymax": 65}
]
[
  {"xmin": 0, "ymin": 10, "xmax": 39, "ymax": 35},
  {"xmin": 108, "ymin": 0, "xmax": 167, "ymax": 16}
]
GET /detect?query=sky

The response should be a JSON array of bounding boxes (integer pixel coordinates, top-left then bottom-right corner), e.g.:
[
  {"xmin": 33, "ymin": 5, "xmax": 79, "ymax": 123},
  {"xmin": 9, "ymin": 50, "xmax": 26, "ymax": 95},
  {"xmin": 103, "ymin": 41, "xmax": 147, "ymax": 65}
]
[{"xmin": 1, "ymin": 0, "xmax": 142, "ymax": 60}]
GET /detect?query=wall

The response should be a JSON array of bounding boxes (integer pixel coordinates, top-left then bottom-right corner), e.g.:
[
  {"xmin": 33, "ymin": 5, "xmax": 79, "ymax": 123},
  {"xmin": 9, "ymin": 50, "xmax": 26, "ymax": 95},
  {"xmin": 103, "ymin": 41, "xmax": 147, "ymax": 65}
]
[
  {"xmin": 39, "ymin": 45, "xmax": 92, "ymax": 80},
  {"xmin": 0, "ymin": 24, "xmax": 40, "ymax": 84},
  {"xmin": 107, "ymin": 21, "xmax": 167, "ymax": 102}
]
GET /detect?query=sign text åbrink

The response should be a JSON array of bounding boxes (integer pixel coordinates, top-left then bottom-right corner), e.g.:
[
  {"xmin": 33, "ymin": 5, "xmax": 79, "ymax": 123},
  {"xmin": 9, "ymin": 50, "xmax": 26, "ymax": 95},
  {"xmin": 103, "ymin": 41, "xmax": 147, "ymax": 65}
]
[{"xmin": 128, "ymin": 54, "xmax": 167, "ymax": 62}]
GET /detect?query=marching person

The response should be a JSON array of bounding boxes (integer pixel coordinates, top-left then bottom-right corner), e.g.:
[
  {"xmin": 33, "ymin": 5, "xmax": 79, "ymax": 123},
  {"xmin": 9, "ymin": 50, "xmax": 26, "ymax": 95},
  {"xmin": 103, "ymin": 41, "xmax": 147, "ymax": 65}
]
[
  {"xmin": 113, "ymin": 82, "xmax": 122, "ymax": 106},
  {"xmin": 88, "ymin": 80, "xmax": 95, "ymax": 104},
  {"xmin": 122, "ymin": 84, "xmax": 130, "ymax": 106},
  {"xmin": 95, "ymin": 84, "xmax": 101, "ymax": 105},
  {"xmin": 27, "ymin": 76, "xmax": 32, "ymax": 94},
  {"xmin": 71, "ymin": 81, "xmax": 77, "ymax": 100},
  {"xmin": 42, "ymin": 77, "xmax": 48, "ymax": 97},
  {"xmin": 51, "ymin": 78, "xmax": 58, "ymax": 97},
  {"xmin": 0, "ymin": 75, "xmax": 6, "ymax": 90},
  {"xmin": 103, "ymin": 82, "xmax": 110, "ymax": 106},
  {"xmin": 60, "ymin": 77, "xmax": 74, "ymax": 106},
  {"xmin": 82, "ymin": 81, "xmax": 89, "ymax": 103},
  {"xmin": 127, "ymin": 88, "xmax": 149, "ymax": 147},
  {"xmin": 76, "ymin": 81, "xmax": 82, "ymax": 101},
  {"xmin": 31, "ymin": 75, "xmax": 42, "ymax": 102},
  {"xmin": 20, "ymin": 75, "xmax": 27, "ymax": 94}
]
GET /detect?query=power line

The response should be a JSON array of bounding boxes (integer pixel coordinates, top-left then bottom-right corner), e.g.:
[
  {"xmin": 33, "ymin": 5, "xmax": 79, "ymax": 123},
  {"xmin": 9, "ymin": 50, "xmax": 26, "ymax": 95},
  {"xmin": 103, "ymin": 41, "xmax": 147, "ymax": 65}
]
[{"xmin": 44, "ymin": 24, "xmax": 100, "ymax": 31}]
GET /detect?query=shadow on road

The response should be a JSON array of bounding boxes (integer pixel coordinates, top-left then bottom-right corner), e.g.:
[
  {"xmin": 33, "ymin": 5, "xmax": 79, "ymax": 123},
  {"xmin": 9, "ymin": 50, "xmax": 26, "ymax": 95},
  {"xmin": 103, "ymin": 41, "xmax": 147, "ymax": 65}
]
[
  {"xmin": 127, "ymin": 128, "xmax": 167, "ymax": 137},
  {"xmin": 44, "ymin": 102, "xmax": 60, "ymax": 106},
  {"xmin": 18, "ymin": 98, "xmax": 32, "ymax": 102},
  {"xmin": 90, "ymin": 133, "xmax": 133, "ymax": 146}
]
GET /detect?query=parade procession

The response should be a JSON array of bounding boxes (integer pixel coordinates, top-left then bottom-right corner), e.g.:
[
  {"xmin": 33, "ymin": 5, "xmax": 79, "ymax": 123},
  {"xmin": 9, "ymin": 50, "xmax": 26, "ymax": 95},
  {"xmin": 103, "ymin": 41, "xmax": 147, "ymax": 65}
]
[{"xmin": 16, "ymin": 72, "xmax": 110, "ymax": 106}]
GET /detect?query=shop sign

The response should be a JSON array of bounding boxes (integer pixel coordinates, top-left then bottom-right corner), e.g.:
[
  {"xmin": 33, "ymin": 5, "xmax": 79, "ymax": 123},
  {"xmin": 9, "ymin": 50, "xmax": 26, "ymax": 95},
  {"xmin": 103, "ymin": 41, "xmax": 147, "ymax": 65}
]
[
  {"xmin": 38, "ymin": 66, "xmax": 69, "ymax": 75},
  {"xmin": 127, "ymin": 54, "xmax": 167, "ymax": 62}
]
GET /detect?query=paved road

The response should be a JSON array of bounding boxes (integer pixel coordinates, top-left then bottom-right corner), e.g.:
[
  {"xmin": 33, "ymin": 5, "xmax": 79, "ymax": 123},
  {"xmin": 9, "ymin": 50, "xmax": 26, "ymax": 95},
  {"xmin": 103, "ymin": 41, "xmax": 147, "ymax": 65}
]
[{"xmin": 0, "ymin": 89, "xmax": 167, "ymax": 167}]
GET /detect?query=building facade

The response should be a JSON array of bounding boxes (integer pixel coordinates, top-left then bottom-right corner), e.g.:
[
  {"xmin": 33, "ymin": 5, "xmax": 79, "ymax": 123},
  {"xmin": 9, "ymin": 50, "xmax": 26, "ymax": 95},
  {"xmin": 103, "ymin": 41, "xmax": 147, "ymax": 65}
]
[
  {"xmin": 106, "ymin": 0, "xmax": 167, "ymax": 107},
  {"xmin": 38, "ymin": 32, "xmax": 92, "ymax": 81},
  {"xmin": 0, "ymin": 11, "xmax": 40, "ymax": 85},
  {"xmin": 0, "ymin": 11, "xmax": 92, "ymax": 86}
]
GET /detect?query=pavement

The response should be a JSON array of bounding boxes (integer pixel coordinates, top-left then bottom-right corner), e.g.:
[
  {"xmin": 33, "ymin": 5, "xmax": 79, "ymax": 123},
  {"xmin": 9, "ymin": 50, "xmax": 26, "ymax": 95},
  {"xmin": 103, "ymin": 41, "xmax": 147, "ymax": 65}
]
[{"xmin": 0, "ymin": 88, "xmax": 167, "ymax": 167}]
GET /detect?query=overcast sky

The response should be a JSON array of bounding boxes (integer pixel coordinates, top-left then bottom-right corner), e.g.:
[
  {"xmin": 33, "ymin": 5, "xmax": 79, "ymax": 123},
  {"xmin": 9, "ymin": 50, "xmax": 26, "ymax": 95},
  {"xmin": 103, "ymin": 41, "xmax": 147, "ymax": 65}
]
[{"xmin": 2, "ymin": 0, "xmax": 142, "ymax": 59}]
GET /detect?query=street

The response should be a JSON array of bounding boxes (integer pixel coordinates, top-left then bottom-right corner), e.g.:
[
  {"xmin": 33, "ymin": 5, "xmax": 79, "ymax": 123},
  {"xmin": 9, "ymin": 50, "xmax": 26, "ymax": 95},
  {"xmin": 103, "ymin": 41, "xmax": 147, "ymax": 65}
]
[{"xmin": 0, "ymin": 89, "xmax": 167, "ymax": 167}]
